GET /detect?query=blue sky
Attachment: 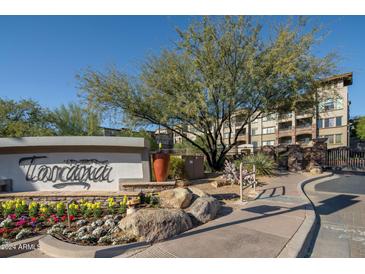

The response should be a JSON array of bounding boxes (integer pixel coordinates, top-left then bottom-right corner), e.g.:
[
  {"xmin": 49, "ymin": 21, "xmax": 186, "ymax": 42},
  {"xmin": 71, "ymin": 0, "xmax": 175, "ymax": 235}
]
[{"xmin": 0, "ymin": 16, "xmax": 364, "ymax": 126}]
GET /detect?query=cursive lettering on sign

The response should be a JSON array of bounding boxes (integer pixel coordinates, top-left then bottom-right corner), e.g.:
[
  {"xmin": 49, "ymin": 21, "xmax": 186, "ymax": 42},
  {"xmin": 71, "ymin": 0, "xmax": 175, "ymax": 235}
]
[{"xmin": 18, "ymin": 156, "xmax": 113, "ymax": 186}]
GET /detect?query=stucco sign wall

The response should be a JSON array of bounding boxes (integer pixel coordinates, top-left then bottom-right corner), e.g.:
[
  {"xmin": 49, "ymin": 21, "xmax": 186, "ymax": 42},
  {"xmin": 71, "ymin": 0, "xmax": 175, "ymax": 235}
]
[{"xmin": 0, "ymin": 137, "xmax": 150, "ymax": 192}]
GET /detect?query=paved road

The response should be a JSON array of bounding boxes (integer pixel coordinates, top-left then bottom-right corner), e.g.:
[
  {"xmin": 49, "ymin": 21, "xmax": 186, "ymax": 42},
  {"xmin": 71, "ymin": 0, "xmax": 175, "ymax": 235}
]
[{"xmin": 305, "ymin": 174, "xmax": 365, "ymax": 257}]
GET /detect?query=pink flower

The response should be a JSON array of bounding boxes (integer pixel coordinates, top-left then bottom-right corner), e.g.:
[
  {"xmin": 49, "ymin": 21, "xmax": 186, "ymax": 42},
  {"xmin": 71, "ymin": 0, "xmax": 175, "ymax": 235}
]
[
  {"xmin": 15, "ymin": 219, "xmax": 27, "ymax": 227},
  {"xmin": 8, "ymin": 214, "xmax": 16, "ymax": 220}
]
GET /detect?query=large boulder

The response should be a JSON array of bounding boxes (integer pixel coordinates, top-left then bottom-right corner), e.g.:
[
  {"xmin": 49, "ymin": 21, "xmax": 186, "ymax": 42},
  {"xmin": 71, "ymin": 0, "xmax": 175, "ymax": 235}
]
[
  {"xmin": 186, "ymin": 196, "xmax": 221, "ymax": 224},
  {"xmin": 118, "ymin": 208, "xmax": 193, "ymax": 243},
  {"xmin": 159, "ymin": 187, "xmax": 193, "ymax": 209}
]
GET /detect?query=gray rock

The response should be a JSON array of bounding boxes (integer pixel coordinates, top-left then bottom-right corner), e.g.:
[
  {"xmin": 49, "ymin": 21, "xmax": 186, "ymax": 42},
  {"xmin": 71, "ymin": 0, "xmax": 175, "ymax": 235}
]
[
  {"xmin": 186, "ymin": 196, "xmax": 221, "ymax": 224},
  {"xmin": 118, "ymin": 208, "xmax": 192, "ymax": 243},
  {"xmin": 188, "ymin": 186, "xmax": 210, "ymax": 198},
  {"xmin": 159, "ymin": 188, "xmax": 193, "ymax": 209},
  {"xmin": 111, "ymin": 232, "xmax": 137, "ymax": 245},
  {"xmin": 91, "ymin": 219, "xmax": 104, "ymax": 228},
  {"xmin": 103, "ymin": 219, "xmax": 115, "ymax": 229},
  {"xmin": 75, "ymin": 219, "xmax": 87, "ymax": 227},
  {"xmin": 16, "ymin": 228, "xmax": 32, "ymax": 240},
  {"xmin": 92, "ymin": 227, "xmax": 107, "ymax": 238}
]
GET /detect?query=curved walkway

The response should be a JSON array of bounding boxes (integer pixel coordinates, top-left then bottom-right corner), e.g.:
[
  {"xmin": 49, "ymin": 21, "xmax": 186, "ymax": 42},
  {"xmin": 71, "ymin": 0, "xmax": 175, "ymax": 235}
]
[{"xmin": 129, "ymin": 172, "xmax": 320, "ymax": 258}]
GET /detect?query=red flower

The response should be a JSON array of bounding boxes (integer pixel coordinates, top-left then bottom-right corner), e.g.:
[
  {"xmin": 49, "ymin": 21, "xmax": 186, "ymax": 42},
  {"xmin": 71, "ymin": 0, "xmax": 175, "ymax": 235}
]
[
  {"xmin": 61, "ymin": 215, "xmax": 67, "ymax": 222},
  {"xmin": 0, "ymin": 228, "xmax": 9, "ymax": 234},
  {"xmin": 69, "ymin": 215, "xmax": 75, "ymax": 221},
  {"xmin": 8, "ymin": 214, "xmax": 16, "ymax": 220},
  {"xmin": 49, "ymin": 214, "xmax": 59, "ymax": 223},
  {"xmin": 31, "ymin": 217, "xmax": 37, "ymax": 222}
]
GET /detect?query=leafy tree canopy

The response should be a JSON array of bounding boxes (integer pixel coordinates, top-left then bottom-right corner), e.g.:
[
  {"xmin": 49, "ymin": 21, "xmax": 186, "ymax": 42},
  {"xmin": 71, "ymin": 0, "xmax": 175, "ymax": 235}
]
[
  {"xmin": 0, "ymin": 98, "xmax": 55, "ymax": 137},
  {"xmin": 50, "ymin": 103, "xmax": 102, "ymax": 136},
  {"xmin": 78, "ymin": 16, "xmax": 336, "ymax": 170},
  {"xmin": 354, "ymin": 116, "xmax": 365, "ymax": 140}
]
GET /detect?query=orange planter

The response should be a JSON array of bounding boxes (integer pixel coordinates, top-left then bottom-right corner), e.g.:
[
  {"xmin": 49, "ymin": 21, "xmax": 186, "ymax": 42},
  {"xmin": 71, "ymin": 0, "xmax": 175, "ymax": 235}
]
[{"xmin": 152, "ymin": 152, "xmax": 170, "ymax": 182}]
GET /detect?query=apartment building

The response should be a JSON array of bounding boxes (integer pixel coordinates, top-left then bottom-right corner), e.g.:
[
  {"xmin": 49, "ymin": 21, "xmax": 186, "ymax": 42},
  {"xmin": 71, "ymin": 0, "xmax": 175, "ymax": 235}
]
[
  {"xmin": 170, "ymin": 72, "xmax": 353, "ymax": 153},
  {"xmin": 229, "ymin": 72, "xmax": 352, "ymax": 152}
]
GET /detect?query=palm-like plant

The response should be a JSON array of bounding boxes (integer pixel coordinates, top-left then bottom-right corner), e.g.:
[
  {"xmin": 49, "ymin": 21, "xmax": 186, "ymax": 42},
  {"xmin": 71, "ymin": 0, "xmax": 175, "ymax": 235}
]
[{"xmin": 242, "ymin": 153, "xmax": 276, "ymax": 176}]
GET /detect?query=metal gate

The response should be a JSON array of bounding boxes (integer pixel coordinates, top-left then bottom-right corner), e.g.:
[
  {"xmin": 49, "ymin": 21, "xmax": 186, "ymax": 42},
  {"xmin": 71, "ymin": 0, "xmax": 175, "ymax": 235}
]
[{"xmin": 326, "ymin": 147, "xmax": 365, "ymax": 170}]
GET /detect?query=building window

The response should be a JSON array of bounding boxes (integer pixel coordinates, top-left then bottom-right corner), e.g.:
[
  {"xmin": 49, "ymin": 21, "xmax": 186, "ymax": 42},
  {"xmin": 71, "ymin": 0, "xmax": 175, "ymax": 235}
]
[
  {"xmin": 262, "ymin": 127, "xmax": 275, "ymax": 134},
  {"xmin": 252, "ymin": 141, "xmax": 258, "ymax": 148},
  {"xmin": 251, "ymin": 128, "xmax": 258, "ymax": 135},
  {"xmin": 262, "ymin": 140, "xmax": 275, "ymax": 146},
  {"xmin": 318, "ymin": 116, "xmax": 343, "ymax": 128},
  {"xmin": 322, "ymin": 134, "xmax": 342, "ymax": 145},
  {"xmin": 336, "ymin": 117, "xmax": 342, "ymax": 127},
  {"xmin": 320, "ymin": 98, "xmax": 344, "ymax": 112},
  {"xmin": 335, "ymin": 134, "xmax": 342, "ymax": 144},
  {"xmin": 223, "ymin": 132, "xmax": 230, "ymax": 139}
]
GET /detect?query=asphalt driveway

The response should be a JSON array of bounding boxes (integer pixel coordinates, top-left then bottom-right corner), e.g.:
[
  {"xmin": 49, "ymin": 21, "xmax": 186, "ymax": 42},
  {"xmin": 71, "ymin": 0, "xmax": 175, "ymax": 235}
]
[{"xmin": 305, "ymin": 174, "xmax": 365, "ymax": 257}]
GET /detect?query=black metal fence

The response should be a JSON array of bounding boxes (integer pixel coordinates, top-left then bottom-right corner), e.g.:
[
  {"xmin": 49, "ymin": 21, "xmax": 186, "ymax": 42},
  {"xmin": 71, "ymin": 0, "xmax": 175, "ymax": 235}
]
[{"xmin": 326, "ymin": 147, "xmax": 365, "ymax": 170}]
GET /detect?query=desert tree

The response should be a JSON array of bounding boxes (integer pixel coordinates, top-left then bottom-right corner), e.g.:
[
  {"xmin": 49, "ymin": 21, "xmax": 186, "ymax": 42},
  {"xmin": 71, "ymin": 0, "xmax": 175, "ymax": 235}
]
[{"xmin": 78, "ymin": 16, "xmax": 336, "ymax": 170}]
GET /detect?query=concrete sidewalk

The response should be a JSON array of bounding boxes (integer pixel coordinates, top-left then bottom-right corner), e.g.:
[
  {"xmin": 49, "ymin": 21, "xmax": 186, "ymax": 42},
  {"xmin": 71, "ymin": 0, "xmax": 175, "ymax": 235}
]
[{"xmin": 128, "ymin": 172, "xmax": 317, "ymax": 258}]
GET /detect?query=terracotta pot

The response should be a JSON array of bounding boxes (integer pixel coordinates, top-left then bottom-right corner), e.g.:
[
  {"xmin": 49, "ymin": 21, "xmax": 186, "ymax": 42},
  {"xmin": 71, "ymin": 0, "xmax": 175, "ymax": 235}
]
[{"xmin": 152, "ymin": 152, "xmax": 170, "ymax": 182}]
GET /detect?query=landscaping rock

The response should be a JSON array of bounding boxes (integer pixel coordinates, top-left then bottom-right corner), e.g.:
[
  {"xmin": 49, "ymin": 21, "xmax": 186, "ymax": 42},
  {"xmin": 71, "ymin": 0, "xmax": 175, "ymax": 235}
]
[
  {"xmin": 15, "ymin": 228, "xmax": 32, "ymax": 240},
  {"xmin": 188, "ymin": 186, "xmax": 210, "ymax": 197},
  {"xmin": 92, "ymin": 227, "xmax": 107, "ymax": 238},
  {"xmin": 186, "ymin": 196, "xmax": 221, "ymax": 224},
  {"xmin": 159, "ymin": 187, "xmax": 193, "ymax": 209},
  {"xmin": 118, "ymin": 208, "xmax": 192, "ymax": 243},
  {"xmin": 111, "ymin": 231, "xmax": 137, "ymax": 245},
  {"xmin": 75, "ymin": 219, "xmax": 87, "ymax": 227}
]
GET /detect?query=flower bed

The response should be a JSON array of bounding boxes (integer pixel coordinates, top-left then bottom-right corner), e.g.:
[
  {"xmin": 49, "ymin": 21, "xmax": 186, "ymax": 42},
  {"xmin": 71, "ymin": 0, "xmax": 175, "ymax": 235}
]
[{"xmin": 0, "ymin": 193, "xmax": 159, "ymax": 246}]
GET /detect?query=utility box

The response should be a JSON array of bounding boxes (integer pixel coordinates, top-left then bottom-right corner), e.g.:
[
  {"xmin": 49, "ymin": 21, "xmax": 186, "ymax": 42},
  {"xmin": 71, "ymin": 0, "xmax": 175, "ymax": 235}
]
[{"xmin": 182, "ymin": 155, "xmax": 205, "ymax": 180}]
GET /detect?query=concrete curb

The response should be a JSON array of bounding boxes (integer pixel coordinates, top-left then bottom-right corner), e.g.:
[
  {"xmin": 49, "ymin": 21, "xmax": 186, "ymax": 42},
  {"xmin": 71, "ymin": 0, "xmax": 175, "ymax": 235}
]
[
  {"xmin": 277, "ymin": 172, "xmax": 333, "ymax": 258},
  {"xmin": 39, "ymin": 235, "xmax": 150, "ymax": 258}
]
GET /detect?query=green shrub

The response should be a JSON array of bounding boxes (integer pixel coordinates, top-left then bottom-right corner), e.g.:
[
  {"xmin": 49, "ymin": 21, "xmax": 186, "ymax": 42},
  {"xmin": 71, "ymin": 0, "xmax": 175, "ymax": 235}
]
[
  {"xmin": 168, "ymin": 156, "xmax": 186, "ymax": 180},
  {"xmin": 242, "ymin": 153, "xmax": 276, "ymax": 176}
]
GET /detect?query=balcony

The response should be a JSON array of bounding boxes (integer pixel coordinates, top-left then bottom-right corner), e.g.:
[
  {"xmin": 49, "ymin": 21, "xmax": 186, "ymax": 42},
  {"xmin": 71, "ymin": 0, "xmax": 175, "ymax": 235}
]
[
  {"xmin": 278, "ymin": 122, "xmax": 292, "ymax": 137},
  {"xmin": 295, "ymin": 118, "xmax": 312, "ymax": 134},
  {"xmin": 278, "ymin": 113, "xmax": 292, "ymax": 121},
  {"xmin": 296, "ymin": 134, "xmax": 312, "ymax": 146},
  {"xmin": 278, "ymin": 136, "xmax": 292, "ymax": 145}
]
